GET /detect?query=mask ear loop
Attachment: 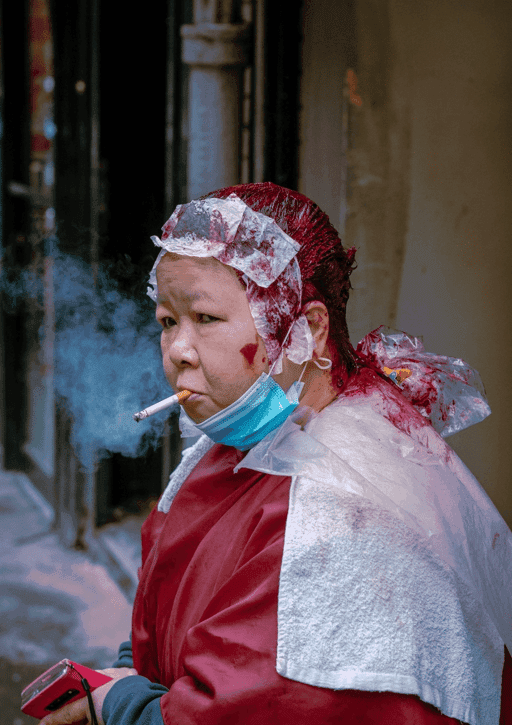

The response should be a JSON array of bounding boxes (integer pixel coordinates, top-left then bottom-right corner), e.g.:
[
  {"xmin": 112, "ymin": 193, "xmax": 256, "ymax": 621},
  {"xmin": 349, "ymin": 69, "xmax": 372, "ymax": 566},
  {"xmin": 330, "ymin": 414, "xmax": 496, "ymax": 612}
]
[
  {"xmin": 297, "ymin": 355, "xmax": 334, "ymax": 382},
  {"xmin": 294, "ymin": 355, "xmax": 333, "ymax": 407},
  {"xmin": 297, "ymin": 360, "xmax": 308, "ymax": 385},
  {"xmin": 312, "ymin": 356, "xmax": 333, "ymax": 370},
  {"xmin": 268, "ymin": 315, "xmax": 333, "ymax": 379},
  {"xmin": 297, "ymin": 355, "xmax": 333, "ymax": 384}
]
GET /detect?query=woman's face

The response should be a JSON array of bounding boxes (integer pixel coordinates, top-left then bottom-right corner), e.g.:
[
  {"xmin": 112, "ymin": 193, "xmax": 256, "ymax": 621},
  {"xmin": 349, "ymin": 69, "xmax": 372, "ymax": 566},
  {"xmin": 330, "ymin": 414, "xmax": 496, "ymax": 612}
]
[{"xmin": 155, "ymin": 252, "xmax": 270, "ymax": 423}]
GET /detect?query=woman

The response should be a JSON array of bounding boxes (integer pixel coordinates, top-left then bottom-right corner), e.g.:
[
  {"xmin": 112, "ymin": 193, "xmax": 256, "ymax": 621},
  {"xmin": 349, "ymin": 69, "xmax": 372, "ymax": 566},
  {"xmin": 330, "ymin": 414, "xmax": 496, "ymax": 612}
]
[{"xmin": 40, "ymin": 183, "xmax": 512, "ymax": 725}]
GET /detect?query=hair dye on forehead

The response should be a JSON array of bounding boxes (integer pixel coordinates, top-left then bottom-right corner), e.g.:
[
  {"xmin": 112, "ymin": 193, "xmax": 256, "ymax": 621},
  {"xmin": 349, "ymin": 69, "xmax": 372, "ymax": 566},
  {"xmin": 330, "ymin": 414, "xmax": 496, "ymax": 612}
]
[{"xmin": 147, "ymin": 192, "xmax": 315, "ymax": 372}]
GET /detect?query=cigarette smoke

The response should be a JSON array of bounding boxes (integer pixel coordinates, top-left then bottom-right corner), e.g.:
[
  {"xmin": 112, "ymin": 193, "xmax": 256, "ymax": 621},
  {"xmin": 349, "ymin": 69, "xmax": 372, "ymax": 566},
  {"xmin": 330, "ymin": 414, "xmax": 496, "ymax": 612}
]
[{"xmin": 1, "ymin": 238, "xmax": 173, "ymax": 468}]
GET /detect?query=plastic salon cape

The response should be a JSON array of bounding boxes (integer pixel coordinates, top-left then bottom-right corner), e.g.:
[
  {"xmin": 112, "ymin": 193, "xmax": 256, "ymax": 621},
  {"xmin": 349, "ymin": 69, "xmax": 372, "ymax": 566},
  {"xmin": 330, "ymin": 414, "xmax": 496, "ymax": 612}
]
[{"xmin": 104, "ymin": 367, "xmax": 512, "ymax": 725}]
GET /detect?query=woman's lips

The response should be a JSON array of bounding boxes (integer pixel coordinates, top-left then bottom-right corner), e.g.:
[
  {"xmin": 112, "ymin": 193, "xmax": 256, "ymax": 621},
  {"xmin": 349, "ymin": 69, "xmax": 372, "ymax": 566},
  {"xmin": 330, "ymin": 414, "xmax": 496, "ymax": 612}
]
[{"xmin": 183, "ymin": 392, "xmax": 202, "ymax": 402}]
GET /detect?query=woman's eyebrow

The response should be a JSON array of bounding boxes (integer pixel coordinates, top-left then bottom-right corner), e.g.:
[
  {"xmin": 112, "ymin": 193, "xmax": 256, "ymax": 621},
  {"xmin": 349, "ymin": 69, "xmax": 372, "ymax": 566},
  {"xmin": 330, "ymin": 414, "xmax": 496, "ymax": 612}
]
[
  {"xmin": 186, "ymin": 290, "xmax": 217, "ymax": 302},
  {"xmin": 156, "ymin": 290, "xmax": 217, "ymax": 304}
]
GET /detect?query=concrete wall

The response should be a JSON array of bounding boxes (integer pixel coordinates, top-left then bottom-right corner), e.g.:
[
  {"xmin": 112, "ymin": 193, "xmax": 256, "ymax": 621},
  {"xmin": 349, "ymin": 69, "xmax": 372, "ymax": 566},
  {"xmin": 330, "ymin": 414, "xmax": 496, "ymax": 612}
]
[
  {"xmin": 392, "ymin": 0, "xmax": 512, "ymax": 526},
  {"xmin": 300, "ymin": 0, "xmax": 413, "ymax": 349},
  {"xmin": 299, "ymin": 0, "xmax": 348, "ymax": 231},
  {"xmin": 299, "ymin": 0, "xmax": 512, "ymax": 527}
]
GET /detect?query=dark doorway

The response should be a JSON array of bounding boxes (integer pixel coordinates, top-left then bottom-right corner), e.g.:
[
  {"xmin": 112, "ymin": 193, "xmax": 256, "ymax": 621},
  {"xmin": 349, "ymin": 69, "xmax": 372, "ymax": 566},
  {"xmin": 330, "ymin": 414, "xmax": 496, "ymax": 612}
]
[
  {"xmin": 0, "ymin": 0, "xmax": 31, "ymax": 472},
  {"xmin": 95, "ymin": 1, "xmax": 177, "ymax": 525}
]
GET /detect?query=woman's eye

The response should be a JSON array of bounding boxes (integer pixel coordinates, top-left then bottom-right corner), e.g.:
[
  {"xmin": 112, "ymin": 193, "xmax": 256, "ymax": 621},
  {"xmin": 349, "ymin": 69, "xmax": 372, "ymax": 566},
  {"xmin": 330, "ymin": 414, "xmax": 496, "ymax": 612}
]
[
  {"xmin": 161, "ymin": 317, "xmax": 176, "ymax": 329},
  {"xmin": 159, "ymin": 314, "xmax": 218, "ymax": 328},
  {"xmin": 197, "ymin": 314, "xmax": 219, "ymax": 324}
]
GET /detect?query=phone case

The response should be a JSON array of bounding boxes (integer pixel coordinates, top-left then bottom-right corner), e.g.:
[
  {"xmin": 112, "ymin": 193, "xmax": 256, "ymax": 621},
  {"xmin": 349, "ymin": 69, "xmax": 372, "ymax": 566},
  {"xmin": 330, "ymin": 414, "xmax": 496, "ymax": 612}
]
[{"xmin": 21, "ymin": 659, "xmax": 112, "ymax": 719}]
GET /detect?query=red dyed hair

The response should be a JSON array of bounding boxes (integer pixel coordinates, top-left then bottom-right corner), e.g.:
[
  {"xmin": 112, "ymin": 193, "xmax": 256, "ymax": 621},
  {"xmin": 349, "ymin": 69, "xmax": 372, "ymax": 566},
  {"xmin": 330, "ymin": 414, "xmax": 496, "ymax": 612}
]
[{"xmin": 201, "ymin": 182, "xmax": 360, "ymax": 391}]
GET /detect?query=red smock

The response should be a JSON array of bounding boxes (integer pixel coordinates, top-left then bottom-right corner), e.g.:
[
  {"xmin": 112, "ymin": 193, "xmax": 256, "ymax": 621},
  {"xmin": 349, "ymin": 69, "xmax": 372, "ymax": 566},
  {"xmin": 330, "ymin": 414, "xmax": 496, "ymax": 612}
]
[{"xmin": 132, "ymin": 442, "xmax": 512, "ymax": 725}]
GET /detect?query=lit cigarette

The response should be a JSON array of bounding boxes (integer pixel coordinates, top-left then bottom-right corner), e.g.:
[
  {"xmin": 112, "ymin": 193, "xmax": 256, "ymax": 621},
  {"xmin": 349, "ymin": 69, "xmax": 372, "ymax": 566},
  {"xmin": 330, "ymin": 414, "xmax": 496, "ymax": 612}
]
[{"xmin": 133, "ymin": 390, "xmax": 192, "ymax": 422}]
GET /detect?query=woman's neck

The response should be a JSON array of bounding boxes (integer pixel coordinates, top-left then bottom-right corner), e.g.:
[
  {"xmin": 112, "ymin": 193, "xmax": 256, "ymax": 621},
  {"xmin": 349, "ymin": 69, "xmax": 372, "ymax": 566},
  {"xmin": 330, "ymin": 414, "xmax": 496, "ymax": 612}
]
[{"xmin": 295, "ymin": 369, "xmax": 339, "ymax": 427}]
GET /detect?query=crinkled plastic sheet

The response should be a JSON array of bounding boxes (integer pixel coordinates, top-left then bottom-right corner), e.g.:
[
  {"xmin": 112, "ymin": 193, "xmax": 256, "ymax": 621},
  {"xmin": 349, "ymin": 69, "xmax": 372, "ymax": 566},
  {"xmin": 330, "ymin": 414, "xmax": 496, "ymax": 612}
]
[
  {"xmin": 234, "ymin": 397, "xmax": 512, "ymax": 654},
  {"xmin": 357, "ymin": 326, "xmax": 492, "ymax": 437},
  {"xmin": 158, "ymin": 193, "xmax": 300, "ymax": 288},
  {"xmin": 147, "ymin": 193, "xmax": 315, "ymax": 372},
  {"xmin": 241, "ymin": 258, "xmax": 315, "ymax": 373}
]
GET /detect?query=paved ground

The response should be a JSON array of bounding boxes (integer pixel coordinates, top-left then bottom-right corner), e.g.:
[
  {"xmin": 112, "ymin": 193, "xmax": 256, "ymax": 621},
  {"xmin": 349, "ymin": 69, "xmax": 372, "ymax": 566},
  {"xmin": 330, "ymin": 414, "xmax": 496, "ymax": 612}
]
[{"xmin": 0, "ymin": 470, "xmax": 133, "ymax": 724}]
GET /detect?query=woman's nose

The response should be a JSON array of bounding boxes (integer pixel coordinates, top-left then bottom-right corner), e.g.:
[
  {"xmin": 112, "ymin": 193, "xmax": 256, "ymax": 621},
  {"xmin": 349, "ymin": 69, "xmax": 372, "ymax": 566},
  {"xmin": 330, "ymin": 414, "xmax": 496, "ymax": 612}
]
[{"xmin": 166, "ymin": 324, "xmax": 198, "ymax": 366}]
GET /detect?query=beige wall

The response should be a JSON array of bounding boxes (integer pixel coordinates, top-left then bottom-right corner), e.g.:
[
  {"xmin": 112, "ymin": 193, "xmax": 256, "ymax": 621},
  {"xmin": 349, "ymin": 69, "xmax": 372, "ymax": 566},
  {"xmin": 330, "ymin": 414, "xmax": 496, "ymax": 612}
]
[
  {"xmin": 299, "ymin": 0, "xmax": 349, "ymax": 230},
  {"xmin": 299, "ymin": 0, "xmax": 512, "ymax": 527},
  {"xmin": 392, "ymin": 0, "xmax": 512, "ymax": 526},
  {"xmin": 300, "ymin": 0, "xmax": 413, "ymax": 349}
]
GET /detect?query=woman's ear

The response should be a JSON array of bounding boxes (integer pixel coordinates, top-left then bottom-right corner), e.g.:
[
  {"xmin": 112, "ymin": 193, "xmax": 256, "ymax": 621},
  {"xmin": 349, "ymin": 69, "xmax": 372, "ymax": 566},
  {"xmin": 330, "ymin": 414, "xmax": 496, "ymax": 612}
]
[{"xmin": 302, "ymin": 301, "xmax": 330, "ymax": 360}]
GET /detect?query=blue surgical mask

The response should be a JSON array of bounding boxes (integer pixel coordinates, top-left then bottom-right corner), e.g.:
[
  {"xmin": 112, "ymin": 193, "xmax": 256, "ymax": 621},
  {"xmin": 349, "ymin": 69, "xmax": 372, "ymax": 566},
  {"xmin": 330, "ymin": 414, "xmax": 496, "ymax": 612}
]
[
  {"xmin": 179, "ymin": 354, "xmax": 332, "ymax": 451},
  {"xmin": 180, "ymin": 373, "xmax": 303, "ymax": 451}
]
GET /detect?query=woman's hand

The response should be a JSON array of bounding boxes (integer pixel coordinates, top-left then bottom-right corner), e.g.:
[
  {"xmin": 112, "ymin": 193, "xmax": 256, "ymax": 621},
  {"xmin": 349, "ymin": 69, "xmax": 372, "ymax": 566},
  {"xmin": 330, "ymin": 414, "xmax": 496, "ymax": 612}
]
[{"xmin": 38, "ymin": 667, "xmax": 138, "ymax": 725}]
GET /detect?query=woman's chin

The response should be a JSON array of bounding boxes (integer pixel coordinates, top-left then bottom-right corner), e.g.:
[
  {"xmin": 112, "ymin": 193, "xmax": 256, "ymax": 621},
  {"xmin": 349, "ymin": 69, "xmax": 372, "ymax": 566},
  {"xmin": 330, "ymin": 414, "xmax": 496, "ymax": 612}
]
[
  {"xmin": 183, "ymin": 394, "xmax": 236, "ymax": 424},
  {"xmin": 183, "ymin": 396, "xmax": 214, "ymax": 423}
]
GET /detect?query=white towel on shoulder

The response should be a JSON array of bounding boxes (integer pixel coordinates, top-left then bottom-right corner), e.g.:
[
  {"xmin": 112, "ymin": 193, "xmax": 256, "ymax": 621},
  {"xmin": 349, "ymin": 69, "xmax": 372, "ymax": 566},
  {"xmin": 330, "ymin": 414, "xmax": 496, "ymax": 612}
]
[
  {"xmin": 274, "ymin": 398, "xmax": 507, "ymax": 725},
  {"xmin": 277, "ymin": 477, "xmax": 504, "ymax": 725}
]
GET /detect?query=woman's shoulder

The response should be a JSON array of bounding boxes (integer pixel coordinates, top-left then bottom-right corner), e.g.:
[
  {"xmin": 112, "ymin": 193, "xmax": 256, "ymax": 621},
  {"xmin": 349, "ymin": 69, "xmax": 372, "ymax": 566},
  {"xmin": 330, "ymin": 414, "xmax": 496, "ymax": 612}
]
[{"xmin": 311, "ymin": 367, "xmax": 452, "ymax": 463}]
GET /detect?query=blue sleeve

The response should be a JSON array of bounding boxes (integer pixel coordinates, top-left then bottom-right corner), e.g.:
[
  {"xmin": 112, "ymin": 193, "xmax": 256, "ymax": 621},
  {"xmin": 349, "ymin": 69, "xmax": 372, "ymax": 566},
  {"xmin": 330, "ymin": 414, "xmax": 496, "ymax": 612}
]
[
  {"xmin": 102, "ymin": 675, "xmax": 168, "ymax": 725},
  {"xmin": 112, "ymin": 632, "xmax": 134, "ymax": 668}
]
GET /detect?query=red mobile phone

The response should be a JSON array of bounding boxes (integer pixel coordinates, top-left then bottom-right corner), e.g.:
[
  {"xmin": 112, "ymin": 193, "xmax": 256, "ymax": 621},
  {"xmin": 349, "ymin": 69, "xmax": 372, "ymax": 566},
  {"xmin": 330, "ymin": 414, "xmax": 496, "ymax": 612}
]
[{"xmin": 20, "ymin": 659, "xmax": 112, "ymax": 720}]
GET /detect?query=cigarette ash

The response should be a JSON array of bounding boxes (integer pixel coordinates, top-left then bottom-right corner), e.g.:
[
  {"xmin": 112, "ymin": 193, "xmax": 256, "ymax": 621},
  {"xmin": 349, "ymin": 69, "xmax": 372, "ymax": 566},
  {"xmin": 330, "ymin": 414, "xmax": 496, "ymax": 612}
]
[{"xmin": 1, "ymin": 243, "xmax": 173, "ymax": 466}]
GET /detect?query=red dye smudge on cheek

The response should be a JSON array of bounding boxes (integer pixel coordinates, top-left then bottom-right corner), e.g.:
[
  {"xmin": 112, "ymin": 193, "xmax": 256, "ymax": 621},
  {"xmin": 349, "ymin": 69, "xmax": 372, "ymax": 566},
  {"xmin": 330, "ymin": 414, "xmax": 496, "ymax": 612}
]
[{"xmin": 240, "ymin": 343, "xmax": 258, "ymax": 366}]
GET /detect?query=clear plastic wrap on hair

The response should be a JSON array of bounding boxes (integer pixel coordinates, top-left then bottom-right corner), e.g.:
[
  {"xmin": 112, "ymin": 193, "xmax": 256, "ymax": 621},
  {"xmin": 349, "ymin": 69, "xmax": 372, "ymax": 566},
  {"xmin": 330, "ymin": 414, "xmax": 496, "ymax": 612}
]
[
  {"xmin": 356, "ymin": 326, "xmax": 491, "ymax": 437},
  {"xmin": 147, "ymin": 193, "xmax": 316, "ymax": 370},
  {"xmin": 148, "ymin": 193, "xmax": 300, "ymax": 294},
  {"xmin": 243, "ymin": 258, "xmax": 314, "ymax": 372}
]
